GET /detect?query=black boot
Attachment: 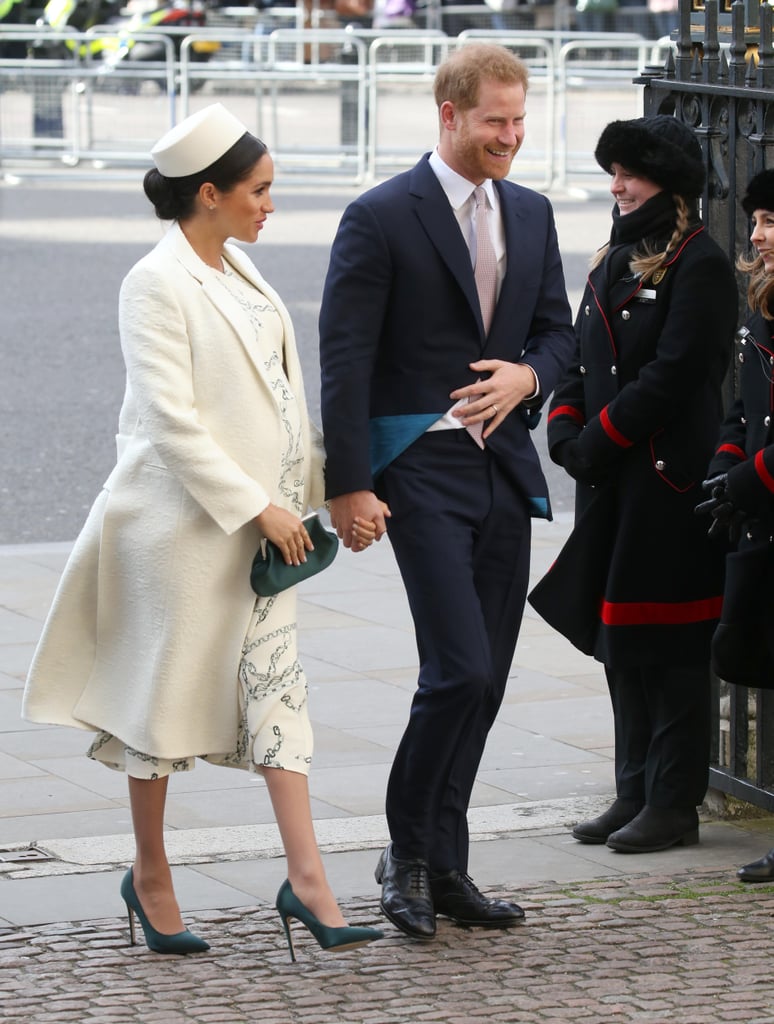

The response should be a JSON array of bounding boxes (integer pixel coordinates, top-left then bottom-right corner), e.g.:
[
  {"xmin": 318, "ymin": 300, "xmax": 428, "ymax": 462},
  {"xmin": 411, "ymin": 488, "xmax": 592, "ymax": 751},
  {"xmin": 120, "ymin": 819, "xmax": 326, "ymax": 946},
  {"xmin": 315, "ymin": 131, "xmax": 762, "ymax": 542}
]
[
  {"xmin": 571, "ymin": 798, "xmax": 643, "ymax": 844},
  {"xmin": 738, "ymin": 848, "xmax": 774, "ymax": 883},
  {"xmin": 606, "ymin": 805, "xmax": 699, "ymax": 853}
]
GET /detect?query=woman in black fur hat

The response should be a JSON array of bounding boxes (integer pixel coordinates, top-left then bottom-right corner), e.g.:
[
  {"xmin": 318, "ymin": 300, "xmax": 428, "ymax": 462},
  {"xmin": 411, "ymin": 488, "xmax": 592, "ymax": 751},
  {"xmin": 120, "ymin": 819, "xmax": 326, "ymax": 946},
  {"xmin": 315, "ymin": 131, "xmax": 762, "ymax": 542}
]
[
  {"xmin": 701, "ymin": 169, "xmax": 774, "ymax": 881},
  {"xmin": 530, "ymin": 115, "xmax": 738, "ymax": 852}
]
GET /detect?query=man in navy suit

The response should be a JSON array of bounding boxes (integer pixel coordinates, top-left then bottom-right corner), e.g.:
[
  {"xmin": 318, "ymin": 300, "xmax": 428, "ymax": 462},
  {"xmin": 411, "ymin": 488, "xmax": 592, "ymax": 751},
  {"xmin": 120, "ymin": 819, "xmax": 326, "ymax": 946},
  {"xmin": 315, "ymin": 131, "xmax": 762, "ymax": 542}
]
[{"xmin": 319, "ymin": 43, "xmax": 575, "ymax": 940}]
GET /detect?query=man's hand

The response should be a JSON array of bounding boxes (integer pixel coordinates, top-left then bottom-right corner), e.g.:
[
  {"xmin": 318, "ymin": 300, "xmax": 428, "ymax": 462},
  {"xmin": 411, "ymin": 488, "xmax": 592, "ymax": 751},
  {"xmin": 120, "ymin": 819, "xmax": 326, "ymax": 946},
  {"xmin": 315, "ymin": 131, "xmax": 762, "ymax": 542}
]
[
  {"xmin": 449, "ymin": 360, "xmax": 538, "ymax": 440},
  {"xmin": 328, "ymin": 491, "xmax": 391, "ymax": 552}
]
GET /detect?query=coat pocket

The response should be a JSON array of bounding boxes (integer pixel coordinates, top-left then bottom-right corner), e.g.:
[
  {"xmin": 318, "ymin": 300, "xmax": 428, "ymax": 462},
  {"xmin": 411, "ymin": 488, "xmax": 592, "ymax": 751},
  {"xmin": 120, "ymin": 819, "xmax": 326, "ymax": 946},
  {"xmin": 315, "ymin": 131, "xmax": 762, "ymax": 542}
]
[{"xmin": 649, "ymin": 427, "xmax": 700, "ymax": 493}]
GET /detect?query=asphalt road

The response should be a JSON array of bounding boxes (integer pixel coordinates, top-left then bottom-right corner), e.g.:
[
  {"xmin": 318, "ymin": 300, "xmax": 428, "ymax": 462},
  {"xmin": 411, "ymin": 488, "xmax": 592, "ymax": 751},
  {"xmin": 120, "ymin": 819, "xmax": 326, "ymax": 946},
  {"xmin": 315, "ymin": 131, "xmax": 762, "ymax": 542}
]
[{"xmin": 0, "ymin": 177, "xmax": 600, "ymax": 543}]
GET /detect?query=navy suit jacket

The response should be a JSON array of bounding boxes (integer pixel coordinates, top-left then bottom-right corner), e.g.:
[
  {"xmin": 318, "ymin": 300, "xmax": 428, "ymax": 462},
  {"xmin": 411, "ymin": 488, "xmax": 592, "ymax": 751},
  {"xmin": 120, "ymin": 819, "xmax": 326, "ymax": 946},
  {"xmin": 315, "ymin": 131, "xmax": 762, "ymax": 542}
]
[{"xmin": 319, "ymin": 154, "xmax": 575, "ymax": 519}]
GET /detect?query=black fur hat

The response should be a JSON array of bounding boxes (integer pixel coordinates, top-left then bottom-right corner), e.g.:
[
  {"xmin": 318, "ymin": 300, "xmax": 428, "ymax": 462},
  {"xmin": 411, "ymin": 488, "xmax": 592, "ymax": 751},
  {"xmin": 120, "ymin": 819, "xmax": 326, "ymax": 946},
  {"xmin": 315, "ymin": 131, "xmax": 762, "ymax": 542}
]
[
  {"xmin": 742, "ymin": 169, "xmax": 774, "ymax": 216},
  {"xmin": 594, "ymin": 115, "xmax": 705, "ymax": 199}
]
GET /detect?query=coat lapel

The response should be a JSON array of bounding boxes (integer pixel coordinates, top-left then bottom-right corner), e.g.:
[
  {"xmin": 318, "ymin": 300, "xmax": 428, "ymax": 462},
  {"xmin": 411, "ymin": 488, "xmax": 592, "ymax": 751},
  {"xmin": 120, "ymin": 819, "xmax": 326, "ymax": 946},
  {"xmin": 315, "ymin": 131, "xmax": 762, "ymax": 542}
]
[{"xmin": 160, "ymin": 224, "xmax": 294, "ymax": 395}]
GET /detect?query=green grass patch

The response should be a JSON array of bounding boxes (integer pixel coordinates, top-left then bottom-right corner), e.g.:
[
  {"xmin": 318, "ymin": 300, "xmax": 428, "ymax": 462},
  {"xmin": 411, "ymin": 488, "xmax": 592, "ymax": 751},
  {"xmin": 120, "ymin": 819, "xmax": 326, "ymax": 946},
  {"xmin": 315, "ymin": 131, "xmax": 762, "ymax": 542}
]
[{"xmin": 558, "ymin": 877, "xmax": 774, "ymax": 905}]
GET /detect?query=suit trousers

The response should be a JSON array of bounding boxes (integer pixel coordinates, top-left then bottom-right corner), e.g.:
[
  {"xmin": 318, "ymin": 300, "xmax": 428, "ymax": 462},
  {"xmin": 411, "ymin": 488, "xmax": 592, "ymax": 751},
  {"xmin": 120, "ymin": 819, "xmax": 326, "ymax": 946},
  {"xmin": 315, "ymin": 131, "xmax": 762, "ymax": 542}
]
[
  {"xmin": 604, "ymin": 662, "xmax": 711, "ymax": 809},
  {"xmin": 378, "ymin": 429, "xmax": 531, "ymax": 873}
]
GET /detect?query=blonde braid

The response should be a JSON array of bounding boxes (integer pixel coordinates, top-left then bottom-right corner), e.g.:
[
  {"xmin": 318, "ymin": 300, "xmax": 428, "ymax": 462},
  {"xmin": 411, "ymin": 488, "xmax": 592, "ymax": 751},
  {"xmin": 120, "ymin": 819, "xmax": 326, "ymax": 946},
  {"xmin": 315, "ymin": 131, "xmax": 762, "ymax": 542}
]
[
  {"xmin": 589, "ymin": 243, "xmax": 609, "ymax": 271},
  {"xmin": 587, "ymin": 196, "xmax": 691, "ymax": 281},
  {"xmin": 629, "ymin": 195, "xmax": 690, "ymax": 284}
]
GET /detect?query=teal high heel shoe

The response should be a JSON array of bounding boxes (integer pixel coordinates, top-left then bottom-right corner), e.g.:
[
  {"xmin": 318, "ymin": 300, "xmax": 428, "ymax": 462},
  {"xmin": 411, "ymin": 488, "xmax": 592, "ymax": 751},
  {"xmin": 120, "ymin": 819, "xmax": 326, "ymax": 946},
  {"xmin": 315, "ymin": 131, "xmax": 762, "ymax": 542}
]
[
  {"xmin": 120, "ymin": 868, "xmax": 210, "ymax": 955},
  {"xmin": 276, "ymin": 879, "xmax": 383, "ymax": 963}
]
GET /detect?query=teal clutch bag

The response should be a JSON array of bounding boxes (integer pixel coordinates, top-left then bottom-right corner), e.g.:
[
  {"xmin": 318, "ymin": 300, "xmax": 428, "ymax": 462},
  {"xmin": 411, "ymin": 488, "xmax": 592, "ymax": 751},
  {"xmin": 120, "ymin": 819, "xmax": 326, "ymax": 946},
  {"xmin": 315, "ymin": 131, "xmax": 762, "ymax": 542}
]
[{"xmin": 250, "ymin": 513, "xmax": 339, "ymax": 596}]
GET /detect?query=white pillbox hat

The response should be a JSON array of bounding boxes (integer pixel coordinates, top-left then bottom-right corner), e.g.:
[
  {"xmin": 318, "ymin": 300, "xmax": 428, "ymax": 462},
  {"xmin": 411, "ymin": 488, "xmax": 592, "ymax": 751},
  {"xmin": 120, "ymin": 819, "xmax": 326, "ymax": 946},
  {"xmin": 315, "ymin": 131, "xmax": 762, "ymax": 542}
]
[{"xmin": 151, "ymin": 103, "xmax": 248, "ymax": 178}]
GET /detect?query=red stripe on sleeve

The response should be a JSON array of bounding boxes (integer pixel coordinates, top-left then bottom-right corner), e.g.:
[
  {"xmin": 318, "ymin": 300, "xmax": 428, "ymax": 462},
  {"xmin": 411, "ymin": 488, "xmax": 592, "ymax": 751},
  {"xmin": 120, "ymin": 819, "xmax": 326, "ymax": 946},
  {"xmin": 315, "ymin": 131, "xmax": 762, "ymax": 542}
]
[
  {"xmin": 548, "ymin": 404, "xmax": 585, "ymax": 425},
  {"xmin": 754, "ymin": 449, "xmax": 774, "ymax": 494},
  {"xmin": 717, "ymin": 444, "xmax": 746, "ymax": 461},
  {"xmin": 600, "ymin": 406, "xmax": 632, "ymax": 449}
]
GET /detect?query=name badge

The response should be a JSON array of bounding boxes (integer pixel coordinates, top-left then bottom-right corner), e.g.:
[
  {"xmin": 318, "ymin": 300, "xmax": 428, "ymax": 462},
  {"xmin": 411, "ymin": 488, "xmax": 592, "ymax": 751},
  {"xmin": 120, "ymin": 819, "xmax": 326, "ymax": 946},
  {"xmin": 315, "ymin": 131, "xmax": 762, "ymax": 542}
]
[{"xmin": 637, "ymin": 288, "xmax": 657, "ymax": 303}]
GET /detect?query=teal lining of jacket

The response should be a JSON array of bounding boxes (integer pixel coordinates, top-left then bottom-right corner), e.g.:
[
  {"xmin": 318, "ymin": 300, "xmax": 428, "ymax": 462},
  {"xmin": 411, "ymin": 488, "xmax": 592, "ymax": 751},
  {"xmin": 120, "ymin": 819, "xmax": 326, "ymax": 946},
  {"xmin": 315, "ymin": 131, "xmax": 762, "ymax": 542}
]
[
  {"xmin": 369, "ymin": 414, "xmax": 442, "ymax": 478},
  {"xmin": 369, "ymin": 413, "xmax": 550, "ymax": 520}
]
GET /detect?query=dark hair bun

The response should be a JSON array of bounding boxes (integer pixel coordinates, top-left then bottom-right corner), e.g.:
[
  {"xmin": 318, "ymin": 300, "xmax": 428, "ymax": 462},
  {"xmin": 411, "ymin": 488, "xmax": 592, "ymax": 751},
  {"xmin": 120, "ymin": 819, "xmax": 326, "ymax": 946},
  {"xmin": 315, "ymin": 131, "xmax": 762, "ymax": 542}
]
[{"xmin": 143, "ymin": 167, "xmax": 184, "ymax": 221}]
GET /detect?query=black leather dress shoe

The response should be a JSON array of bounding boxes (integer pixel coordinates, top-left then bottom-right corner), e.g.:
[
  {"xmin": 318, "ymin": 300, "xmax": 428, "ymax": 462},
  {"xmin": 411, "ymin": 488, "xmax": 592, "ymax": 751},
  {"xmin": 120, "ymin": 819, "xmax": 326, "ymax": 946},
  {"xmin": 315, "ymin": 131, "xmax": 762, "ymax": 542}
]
[
  {"xmin": 429, "ymin": 870, "xmax": 525, "ymax": 928},
  {"xmin": 738, "ymin": 848, "xmax": 774, "ymax": 883},
  {"xmin": 374, "ymin": 843, "xmax": 436, "ymax": 939},
  {"xmin": 606, "ymin": 805, "xmax": 699, "ymax": 853},
  {"xmin": 572, "ymin": 798, "xmax": 643, "ymax": 844}
]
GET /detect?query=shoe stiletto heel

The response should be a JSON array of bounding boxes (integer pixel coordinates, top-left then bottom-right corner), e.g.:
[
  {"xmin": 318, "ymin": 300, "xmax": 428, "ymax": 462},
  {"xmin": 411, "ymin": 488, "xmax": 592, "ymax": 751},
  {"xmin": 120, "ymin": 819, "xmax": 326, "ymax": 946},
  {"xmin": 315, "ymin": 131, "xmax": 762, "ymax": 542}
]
[
  {"xmin": 120, "ymin": 868, "xmax": 210, "ymax": 955},
  {"xmin": 275, "ymin": 879, "xmax": 383, "ymax": 963}
]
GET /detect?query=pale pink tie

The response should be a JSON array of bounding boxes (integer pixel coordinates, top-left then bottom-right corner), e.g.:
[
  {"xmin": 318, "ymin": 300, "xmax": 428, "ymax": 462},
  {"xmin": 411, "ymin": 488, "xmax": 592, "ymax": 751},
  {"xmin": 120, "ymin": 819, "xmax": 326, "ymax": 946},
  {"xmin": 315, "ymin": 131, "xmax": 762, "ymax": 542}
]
[
  {"xmin": 464, "ymin": 186, "xmax": 498, "ymax": 448},
  {"xmin": 473, "ymin": 186, "xmax": 498, "ymax": 334}
]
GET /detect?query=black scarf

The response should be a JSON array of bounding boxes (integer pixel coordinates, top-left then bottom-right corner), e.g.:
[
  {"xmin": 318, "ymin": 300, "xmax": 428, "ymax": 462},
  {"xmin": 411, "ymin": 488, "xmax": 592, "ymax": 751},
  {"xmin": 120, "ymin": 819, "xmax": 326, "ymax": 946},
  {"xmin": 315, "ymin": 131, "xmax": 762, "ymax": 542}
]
[
  {"xmin": 604, "ymin": 191, "xmax": 698, "ymax": 285},
  {"xmin": 609, "ymin": 190, "xmax": 679, "ymax": 248}
]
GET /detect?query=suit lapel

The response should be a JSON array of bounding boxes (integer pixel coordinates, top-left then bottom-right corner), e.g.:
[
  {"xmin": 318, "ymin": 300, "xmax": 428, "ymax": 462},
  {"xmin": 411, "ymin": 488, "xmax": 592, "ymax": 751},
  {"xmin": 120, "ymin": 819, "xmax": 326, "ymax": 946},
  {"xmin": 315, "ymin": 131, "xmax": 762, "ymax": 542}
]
[
  {"xmin": 407, "ymin": 161, "xmax": 538, "ymax": 348},
  {"xmin": 488, "ymin": 179, "xmax": 527, "ymax": 343},
  {"xmin": 410, "ymin": 158, "xmax": 486, "ymax": 340}
]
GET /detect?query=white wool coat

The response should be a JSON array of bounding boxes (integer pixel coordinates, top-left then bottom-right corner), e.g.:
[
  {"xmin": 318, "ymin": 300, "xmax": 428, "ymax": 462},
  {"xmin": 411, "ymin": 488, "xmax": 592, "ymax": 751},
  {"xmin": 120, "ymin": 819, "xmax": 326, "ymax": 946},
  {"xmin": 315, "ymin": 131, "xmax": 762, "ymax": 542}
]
[{"xmin": 22, "ymin": 223, "xmax": 325, "ymax": 758}]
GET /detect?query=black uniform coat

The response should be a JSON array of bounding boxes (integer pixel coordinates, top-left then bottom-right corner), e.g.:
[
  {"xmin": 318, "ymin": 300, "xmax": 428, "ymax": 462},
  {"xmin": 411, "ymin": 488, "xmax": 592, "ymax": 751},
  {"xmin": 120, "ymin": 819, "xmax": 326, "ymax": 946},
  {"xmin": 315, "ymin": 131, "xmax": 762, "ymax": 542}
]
[
  {"xmin": 708, "ymin": 311, "xmax": 774, "ymax": 512},
  {"xmin": 531, "ymin": 216, "xmax": 737, "ymax": 668},
  {"xmin": 705, "ymin": 311, "xmax": 774, "ymax": 686}
]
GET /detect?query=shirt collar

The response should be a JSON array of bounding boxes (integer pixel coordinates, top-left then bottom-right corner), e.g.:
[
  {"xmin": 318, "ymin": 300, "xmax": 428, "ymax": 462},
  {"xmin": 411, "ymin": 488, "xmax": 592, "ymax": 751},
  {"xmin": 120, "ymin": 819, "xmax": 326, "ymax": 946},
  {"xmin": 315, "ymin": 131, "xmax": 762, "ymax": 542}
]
[{"xmin": 428, "ymin": 149, "xmax": 497, "ymax": 211}]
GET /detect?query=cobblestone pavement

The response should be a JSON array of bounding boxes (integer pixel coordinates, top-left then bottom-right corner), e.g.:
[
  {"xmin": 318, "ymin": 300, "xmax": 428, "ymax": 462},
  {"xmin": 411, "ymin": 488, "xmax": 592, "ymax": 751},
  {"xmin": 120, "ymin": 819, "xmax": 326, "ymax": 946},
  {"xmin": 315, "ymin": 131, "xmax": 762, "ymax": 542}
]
[{"xmin": 3, "ymin": 868, "xmax": 774, "ymax": 1024}]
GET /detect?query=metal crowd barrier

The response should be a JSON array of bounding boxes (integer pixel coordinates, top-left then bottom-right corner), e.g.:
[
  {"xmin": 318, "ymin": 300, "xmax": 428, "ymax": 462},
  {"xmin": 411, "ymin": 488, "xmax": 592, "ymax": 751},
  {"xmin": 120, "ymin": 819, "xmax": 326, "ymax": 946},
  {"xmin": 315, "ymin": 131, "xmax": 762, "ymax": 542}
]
[
  {"xmin": 555, "ymin": 34, "xmax": 672, "ymax": 193},
  {"xmin": 0, "ymin": 21, "xmax": 673, "ymax": 187}
]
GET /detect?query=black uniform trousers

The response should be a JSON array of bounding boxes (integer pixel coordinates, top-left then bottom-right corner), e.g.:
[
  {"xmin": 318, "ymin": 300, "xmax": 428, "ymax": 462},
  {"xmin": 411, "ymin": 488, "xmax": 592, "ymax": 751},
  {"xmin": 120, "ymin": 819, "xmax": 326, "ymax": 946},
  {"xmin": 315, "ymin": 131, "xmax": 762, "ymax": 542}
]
[
  {"xmin": 605, "ymin": 663, "xmax": 711, "ymax": 809},
  {"xmin": 378, "ymin": 429, "xmax": 531, "ymax": 875}
]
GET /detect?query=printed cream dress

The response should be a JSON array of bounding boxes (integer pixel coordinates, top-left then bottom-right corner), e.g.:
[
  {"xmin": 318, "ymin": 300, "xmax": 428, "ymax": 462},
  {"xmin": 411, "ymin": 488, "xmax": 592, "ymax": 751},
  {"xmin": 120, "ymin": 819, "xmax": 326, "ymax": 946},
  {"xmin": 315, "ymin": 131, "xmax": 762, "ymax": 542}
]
[{"xmin": 88, "ymin": 265, "xmax": 314, "ymax": 780}]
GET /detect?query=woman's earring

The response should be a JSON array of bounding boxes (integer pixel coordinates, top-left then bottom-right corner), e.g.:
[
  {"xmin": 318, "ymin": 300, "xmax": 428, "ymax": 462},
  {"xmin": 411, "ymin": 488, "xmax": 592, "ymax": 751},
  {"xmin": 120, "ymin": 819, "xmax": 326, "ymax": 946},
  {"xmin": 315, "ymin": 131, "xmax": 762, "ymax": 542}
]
[{"xmin": 209, "ymin": 205, "xmax": 216, "ymax": 211}]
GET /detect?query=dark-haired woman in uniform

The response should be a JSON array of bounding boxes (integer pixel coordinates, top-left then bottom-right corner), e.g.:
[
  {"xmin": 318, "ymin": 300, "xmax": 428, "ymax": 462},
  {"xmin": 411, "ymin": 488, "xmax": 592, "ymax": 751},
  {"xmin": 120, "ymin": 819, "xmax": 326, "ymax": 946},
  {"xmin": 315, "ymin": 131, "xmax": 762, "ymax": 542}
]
[{"xmin": 701, "ymin": 169, "xmax": 774, "ymax": 883}]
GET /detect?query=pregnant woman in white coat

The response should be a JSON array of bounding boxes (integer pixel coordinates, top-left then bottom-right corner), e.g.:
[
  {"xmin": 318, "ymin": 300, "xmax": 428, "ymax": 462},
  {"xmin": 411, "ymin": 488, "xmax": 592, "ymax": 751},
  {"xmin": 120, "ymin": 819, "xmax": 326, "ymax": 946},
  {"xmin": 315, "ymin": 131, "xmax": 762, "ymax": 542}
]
[{"xmin": 22, "ymin": 104, "xmax": 382, "ymax": 959}]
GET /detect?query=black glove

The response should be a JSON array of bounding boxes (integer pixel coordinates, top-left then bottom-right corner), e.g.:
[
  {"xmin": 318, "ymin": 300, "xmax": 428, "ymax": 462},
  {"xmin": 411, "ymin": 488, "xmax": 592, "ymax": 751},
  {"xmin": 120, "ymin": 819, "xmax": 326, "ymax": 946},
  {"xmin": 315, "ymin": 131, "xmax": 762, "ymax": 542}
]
[
  {"xmin": 695, "ymin": 473, "xmax": 746, "ymax": 543},
  {"xmin": 555, "ymin": 440, "xmax": 609, "ymax": 487}
]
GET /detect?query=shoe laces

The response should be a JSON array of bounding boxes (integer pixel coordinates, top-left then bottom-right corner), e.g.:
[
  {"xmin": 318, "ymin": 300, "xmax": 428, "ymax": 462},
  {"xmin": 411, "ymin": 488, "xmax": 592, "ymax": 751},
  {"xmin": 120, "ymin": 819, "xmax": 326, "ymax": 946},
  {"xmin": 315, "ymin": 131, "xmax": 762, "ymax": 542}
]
[
  {"xmin": 406, "ymin": 862, "xmax": 431, "ymax": 898},
  {"xmin": 458, "ymin": 872, "xmax": 482, "ymax": 896}
]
